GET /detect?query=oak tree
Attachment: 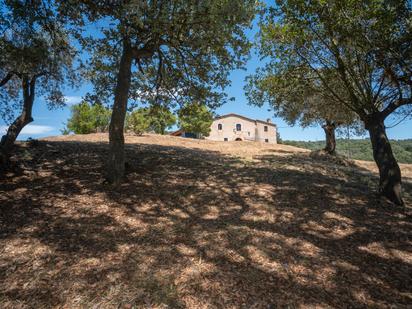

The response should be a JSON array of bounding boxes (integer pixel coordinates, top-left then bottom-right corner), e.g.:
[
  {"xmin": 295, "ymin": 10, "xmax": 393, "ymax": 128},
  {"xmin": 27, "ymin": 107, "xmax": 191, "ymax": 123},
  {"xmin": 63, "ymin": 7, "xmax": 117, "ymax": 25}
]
[
  {"xmin": 246, "ymin": 67, "xmax": 360, "ymax": 155},
  {"xmin": 61, "ymin": 0, "xmax": 256, "ymax": 185},
  {"xmin": 0, "ymin": 0, "xmax": 77, "ymax": 164},
  {"xmin": 250, "ymin": 0, "xmax": 411, "ymax": 205}
]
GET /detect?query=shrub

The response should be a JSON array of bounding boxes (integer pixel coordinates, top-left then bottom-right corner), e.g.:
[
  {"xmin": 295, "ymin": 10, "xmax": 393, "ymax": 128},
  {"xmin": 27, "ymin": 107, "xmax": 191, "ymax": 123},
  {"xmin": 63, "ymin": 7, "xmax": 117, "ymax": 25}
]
[
  {"xmin": 126, "ymin": 108, "xmax": 151, "ymax": 135},
  {"xmin": 178, "ymin": 103, "xmax": 213, "ymax": 137},
  {"xmin": 63, "ymin": 101, "xmax": 111, "ymax": 134}
]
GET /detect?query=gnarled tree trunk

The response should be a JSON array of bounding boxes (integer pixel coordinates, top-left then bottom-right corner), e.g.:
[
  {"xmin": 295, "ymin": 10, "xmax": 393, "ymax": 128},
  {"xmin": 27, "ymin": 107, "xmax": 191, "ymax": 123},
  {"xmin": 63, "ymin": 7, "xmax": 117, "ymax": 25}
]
[
  {"xmin": 366, "ymin": 116, "xmax": 403, "ymax": 205},
  {"xmin": 0, "ymin": 76, "xmax": 35, "ymax": 166},
  {"xmin": 322, "ymin": 120, "xmax": 336, "ymax": 155},
  {"xmin": 106, "ymin": 41, "xmax": 133, "ymax": 186}
]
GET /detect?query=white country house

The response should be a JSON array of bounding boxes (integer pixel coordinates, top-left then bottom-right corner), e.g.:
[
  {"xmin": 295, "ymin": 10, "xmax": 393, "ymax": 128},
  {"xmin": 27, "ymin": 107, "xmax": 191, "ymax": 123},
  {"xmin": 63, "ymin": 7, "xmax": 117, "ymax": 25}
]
[
  {"xmin": 206, "ymin": 113, "xmax": 277, "ymax": 143},
  {"xmin": 172, "ymin": 113, "xmax": 277, "ymax": 143}
]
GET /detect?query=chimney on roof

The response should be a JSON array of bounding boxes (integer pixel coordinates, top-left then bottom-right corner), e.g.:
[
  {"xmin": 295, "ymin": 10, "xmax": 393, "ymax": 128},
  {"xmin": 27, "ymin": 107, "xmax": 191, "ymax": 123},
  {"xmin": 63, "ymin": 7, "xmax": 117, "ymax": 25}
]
[{"xmin": 267, "ymin": 118, "xmax": 272, "ymax": 123}]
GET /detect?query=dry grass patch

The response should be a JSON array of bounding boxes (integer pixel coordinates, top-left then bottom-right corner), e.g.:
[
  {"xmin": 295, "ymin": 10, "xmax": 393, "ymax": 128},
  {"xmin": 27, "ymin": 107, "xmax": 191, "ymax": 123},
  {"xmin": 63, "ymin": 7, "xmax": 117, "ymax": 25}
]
[{"xmin": 0, "ymin": 133, "xmax": 411, "ymax": 308}]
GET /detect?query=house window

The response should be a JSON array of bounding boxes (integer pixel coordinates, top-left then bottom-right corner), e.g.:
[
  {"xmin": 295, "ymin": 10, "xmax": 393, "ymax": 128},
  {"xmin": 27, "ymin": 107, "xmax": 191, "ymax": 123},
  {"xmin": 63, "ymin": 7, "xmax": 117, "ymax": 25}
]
[
  {"xmin": 218, "ymin": 123, "xmax": 222, "ymax": 130},
  {"xmin": 265, "ymin": 139, "xmax": 269, "ymax": 143},
  {"xmin": 236, "ymin": 124, "xmax": 241, "ymax": 131},
  {"xmin": 264, "ymin": 126, "xmax": 268, "ymax": 132},
  {"xmin": 224, "ymin": 138, "xmax": 228, "ymax": 141}
]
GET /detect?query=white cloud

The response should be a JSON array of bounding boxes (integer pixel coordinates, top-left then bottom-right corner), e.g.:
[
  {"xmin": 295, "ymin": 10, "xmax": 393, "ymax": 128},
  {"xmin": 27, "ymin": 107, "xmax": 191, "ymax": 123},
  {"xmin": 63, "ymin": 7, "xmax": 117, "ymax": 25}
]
[
  {"xmin": 21, "ymin": 125, "xmax": 54, "ymax": 135},
  {"xmin": 65, "ymin": 96, "xmax": 82, "ymax": 106},
  {"xmin": 0, "ymin": 124, "xmax": 54, "ymax": 135}
]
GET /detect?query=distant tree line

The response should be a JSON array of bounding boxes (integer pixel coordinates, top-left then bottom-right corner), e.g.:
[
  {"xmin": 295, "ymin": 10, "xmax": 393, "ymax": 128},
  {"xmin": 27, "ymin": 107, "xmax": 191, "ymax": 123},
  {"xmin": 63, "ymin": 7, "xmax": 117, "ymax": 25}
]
[{"xmin": 283, "ymin": 139, "xmax": 412, "ymax": 164}]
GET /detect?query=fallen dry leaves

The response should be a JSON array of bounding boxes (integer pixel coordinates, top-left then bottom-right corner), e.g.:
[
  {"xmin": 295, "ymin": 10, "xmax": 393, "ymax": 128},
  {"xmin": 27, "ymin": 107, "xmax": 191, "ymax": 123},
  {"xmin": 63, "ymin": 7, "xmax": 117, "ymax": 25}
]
[{"xmin": 0, "ymin": 133, "xmax": 411, "ymax": 308}]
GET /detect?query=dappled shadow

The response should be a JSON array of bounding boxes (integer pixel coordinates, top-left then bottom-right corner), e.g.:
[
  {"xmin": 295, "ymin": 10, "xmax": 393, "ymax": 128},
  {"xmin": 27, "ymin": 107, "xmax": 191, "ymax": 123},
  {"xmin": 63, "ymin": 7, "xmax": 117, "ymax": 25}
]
[{"xmin": 0, "ymin": 139, "xmax": 411, "ymax": 308}]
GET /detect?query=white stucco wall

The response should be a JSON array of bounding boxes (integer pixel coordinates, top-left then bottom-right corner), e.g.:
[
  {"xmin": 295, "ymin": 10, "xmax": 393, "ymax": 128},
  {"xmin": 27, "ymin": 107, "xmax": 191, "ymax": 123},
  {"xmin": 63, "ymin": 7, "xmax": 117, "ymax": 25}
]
[
  {"xmin": 206, "ymin": 115, "xmax": 277, "ymax": 143},
  {"xmin": 255, "ymin": 121, "xmax": 277, "ymax": 143}
]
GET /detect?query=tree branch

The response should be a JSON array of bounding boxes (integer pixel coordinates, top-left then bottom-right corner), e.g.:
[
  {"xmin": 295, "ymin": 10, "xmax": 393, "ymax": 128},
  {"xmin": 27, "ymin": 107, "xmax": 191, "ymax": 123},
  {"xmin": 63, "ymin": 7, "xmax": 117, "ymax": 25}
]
[
  {"xmin": 29, "ymin": 76, "xmax": 37, "ymax": 102},
  {"xmin": 381, "ymin": 98, "xmax": 412, "ymax": 119},
  {"xmin": 0, "ymin": 72, "xmax": 14, "ymax": 87},
  {"xmin": 130, "ymin": 45, "xmax": 156, "ymax": 60},
  {"xmin": 131, "ymin": 48, "xmax": 154, "ymax": 59},
  {"xmin": 154, "ymin": 48, "xmax": 164, "ymax": 102}
]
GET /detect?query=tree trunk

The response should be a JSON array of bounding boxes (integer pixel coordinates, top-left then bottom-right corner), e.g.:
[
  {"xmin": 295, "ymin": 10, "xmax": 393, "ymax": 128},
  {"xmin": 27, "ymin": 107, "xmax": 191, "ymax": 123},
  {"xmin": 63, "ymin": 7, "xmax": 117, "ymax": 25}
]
[
  {"xmin": 322, "ymin": 121, "xmax": 336, "ymax": 155},
  {"xmin": 106, "ymin": 41, "xmax": 133, "ymax": 185},
  {"xmin": 0, "ymin": 76, "xmax": 35, "ymax": 166},
  {"xmin": 366, "ymin": 117, "xmax": 403, "ymax": 205}
]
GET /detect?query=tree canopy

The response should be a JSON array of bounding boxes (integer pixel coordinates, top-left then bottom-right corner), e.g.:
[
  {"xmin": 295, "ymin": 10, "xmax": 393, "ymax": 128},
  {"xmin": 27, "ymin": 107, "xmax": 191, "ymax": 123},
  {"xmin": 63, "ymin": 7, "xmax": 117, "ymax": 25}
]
[
  {"xmin": 125, "ymin": 108, "xmax": 151, "ymax": 136},
  {"xmin": 63, "ymin": 101, "xmax": 111, "ymax": 134},
  {"xmin": 178, "ymin": 103, "xmax": 213, "ymax": 137},
  {"xmin": 0, "ymin": 0, "xmax": 77, "ymax": 118},
  {"xmin": 0, "ymin": 0, "xmax": 77, "ymax": 162},
  {"xmin": 69, "ymin": 0, "xmax": 256, "ymax": 109},
  {"xmin": 246, "ymin": 67, "xmax": 356, "ymax": 128},
  {"xmin": 255, "ymin": 0, "xmax": 411, "ymax": 120},
  {"xmin": 246, "ymin": 66, "xmax": 361, "ymax": 153},
  {"xmin": 146, "ymin": 105, "xmax": 176, "ymax": 135}
]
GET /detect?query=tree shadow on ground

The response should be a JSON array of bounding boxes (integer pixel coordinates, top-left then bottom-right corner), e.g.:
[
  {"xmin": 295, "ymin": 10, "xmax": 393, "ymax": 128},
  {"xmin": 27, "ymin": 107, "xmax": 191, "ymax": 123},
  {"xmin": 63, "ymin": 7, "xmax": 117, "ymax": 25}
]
[{"xmin": 0, "ymin": 140, "xmax": 411, "ymax": 308}]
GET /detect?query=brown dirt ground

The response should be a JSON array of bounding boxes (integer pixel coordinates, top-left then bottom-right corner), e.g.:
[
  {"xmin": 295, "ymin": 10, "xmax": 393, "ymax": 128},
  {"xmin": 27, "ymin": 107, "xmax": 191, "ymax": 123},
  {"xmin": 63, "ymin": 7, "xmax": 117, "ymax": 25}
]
[{"xmin": 0, "ymin": 133, "xmax": 411, "ymax": 308}]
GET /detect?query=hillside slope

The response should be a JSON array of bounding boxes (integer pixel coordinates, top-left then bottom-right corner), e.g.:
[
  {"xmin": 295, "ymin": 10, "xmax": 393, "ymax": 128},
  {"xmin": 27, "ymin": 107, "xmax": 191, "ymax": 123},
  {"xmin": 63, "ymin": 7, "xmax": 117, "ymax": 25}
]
[
  {"xmin": 1, "ymin": 133, "xmax": 411, "ymax": 308},
  {"xmin": 46, "ymin": 133, "xmax": 310, "ymax": 159}
]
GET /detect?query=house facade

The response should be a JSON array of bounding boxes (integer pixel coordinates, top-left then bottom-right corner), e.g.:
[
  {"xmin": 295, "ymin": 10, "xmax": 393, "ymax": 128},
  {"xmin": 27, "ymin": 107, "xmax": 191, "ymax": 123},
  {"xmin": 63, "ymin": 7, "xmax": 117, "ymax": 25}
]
[{"xmin": 206, "ymin": 113, "xmax": 277, "ymax": 143}]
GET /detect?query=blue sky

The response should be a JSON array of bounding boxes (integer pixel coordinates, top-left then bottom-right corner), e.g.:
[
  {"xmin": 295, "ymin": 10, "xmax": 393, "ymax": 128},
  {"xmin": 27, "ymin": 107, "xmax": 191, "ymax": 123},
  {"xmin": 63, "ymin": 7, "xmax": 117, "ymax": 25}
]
[{"xmin": 1, "ymin": 17, "xmax": 411, "ymax": 142}]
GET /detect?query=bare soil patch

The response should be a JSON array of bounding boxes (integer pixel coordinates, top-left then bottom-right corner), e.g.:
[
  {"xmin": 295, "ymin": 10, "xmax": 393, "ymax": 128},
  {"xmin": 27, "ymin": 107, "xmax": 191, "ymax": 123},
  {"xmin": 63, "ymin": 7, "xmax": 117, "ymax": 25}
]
[{"xmin": 1, "ymin": 133, "xmax": 411, "ymax": 308}]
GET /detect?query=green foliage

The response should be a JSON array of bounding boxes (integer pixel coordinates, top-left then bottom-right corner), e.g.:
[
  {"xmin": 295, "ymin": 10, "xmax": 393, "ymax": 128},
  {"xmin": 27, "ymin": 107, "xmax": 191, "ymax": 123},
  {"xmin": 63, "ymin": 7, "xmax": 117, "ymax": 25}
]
[
  {"xmin": 249, "ymin": 1, "xmax": 411, "ymax": 204},
  {"xmin": 66, "ymin": 0, "xmax": 257, "ymax": 111},
  {"xmin": 125, "ymin": 106, "xmax": 176, "ymax": 135},
  {"xmin": 178, "ymin": 103, "xmax": 213, "ymax": 137},
  {"xmin": 64, "ymin": 101, "xmax": 111, "ymax": 134},
  {"xmin": 0, "ymin": 0, "xmax": 78, "ymax": 124},
  {"xmin": 276, "ymin": 131, "xmax": 282, "ymax": 144},
  {"xmin": 283, "ymin": 139, "xmax": 412, "ymax": 164},
  {"xmin": 126, "ymin": 108, "xmax": 151, "ymax": 135},
  {"xmin": 245, "ymin": 65, "xmax": 359, "ymax": 131},
  {"xmin": 60, "ymin": 127, "xmax": 71, "ymax": 135},
  {"xmin": 250, "ymin": 0, "xmax": 411, "ymax": 126},
  {"xmin": 147, "ymin": 106, "xmax": 176, "ymax": 135}
]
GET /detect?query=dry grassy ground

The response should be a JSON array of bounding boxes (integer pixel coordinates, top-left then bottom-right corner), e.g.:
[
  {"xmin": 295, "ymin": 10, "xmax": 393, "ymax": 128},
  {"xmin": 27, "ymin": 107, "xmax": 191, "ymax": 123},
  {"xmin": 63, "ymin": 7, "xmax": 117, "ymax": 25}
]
[{"xmin": 1, "ymin": 133, "xmax": 411, "ymax": 308}]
